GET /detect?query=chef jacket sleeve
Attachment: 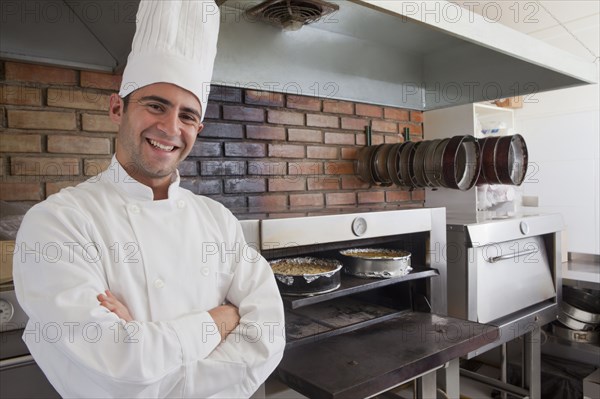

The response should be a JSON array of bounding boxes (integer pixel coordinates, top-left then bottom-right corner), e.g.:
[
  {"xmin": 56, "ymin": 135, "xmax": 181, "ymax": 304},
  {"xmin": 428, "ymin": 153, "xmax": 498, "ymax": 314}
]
[
  {"xmin": 13, "ymin": 203, "xmax": 241, "ymax": 398},
  {"xmin": 184, "ymin": 211, "xmax": 286, "ymax": 397}
]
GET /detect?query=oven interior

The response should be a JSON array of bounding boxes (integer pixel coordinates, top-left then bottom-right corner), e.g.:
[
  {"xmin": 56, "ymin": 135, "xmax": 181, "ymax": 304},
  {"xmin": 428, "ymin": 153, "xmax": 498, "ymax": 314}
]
[{"xmin": 262, "ymin": 231, "xmax": 437, "ymax": 349}]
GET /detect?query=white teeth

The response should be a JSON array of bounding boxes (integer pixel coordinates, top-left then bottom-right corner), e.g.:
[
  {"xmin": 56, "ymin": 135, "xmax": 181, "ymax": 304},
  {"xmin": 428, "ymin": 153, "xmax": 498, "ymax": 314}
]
[{"xmin": 149, "ymin": 139, "xmax": 175, "ymax": 152}]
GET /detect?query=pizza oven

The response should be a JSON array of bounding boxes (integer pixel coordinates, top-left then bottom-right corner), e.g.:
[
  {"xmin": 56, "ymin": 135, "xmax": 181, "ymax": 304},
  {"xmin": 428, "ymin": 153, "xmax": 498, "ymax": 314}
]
[{"xmin": 240, "ymin": 207, "xmax": 500, "ymax": 398}]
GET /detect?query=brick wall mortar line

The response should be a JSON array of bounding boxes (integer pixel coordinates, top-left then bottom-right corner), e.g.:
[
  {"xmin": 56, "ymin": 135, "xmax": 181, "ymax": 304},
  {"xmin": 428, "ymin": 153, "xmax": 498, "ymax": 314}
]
[{"xmin": 1, "ymin": 67, "xmax": 424, "ymax": 206}]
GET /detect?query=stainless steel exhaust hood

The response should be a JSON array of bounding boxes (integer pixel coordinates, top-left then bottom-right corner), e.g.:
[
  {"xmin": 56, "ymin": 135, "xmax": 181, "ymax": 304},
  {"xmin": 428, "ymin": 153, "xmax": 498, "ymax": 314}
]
[{"xmin": 1, "ymin": 0, "xmax": 596, "ymax": 110}]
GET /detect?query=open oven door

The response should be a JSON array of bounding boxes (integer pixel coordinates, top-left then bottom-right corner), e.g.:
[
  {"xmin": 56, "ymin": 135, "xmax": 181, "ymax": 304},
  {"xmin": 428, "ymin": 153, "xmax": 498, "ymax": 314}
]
[{"xmin": 276, "ymin": 312, "xmax": 498, "ymax": 399}]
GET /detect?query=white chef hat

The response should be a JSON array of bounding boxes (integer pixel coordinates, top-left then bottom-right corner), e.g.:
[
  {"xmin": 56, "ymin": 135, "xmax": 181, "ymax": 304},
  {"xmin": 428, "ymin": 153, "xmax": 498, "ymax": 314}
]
[{"xmin": 119, "ymin": 0, "xmax": 220, "ymax": 121}]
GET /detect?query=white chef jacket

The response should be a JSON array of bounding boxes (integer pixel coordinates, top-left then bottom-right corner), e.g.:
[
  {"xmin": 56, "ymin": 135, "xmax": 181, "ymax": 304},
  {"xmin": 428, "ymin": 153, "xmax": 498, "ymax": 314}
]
[{"xmin": 13, "ymin": 157, "xmax": 286, "ymax": 398}]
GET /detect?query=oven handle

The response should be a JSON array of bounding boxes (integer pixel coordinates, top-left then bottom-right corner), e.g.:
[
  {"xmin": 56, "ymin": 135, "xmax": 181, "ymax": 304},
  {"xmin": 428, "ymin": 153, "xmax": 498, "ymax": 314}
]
[
  {"xmin": 0, "ymin": 354, "xmax": 36, "ymax": 370},
  {"xmin": 486, "ymin": 249, "xmax": 538, "ymax": 263}
]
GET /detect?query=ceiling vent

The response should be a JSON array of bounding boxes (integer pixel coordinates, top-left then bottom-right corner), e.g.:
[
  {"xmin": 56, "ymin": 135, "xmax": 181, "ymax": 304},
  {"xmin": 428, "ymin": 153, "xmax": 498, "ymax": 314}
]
[{"xmin": 245, "ymin": 0, "xmax": 339, "ymax": 31}]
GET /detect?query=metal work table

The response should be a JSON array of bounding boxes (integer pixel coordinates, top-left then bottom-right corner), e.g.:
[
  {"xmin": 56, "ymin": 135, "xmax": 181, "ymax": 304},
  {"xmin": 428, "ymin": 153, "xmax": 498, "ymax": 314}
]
[{"xmin": 277, "ymin": 312, "xmax": 499, "ymax": 399}]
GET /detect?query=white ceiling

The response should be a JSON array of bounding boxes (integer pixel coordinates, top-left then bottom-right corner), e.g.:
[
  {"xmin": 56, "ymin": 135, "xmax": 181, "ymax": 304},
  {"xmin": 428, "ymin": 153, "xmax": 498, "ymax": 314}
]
[{"xmin": 454, "ymin": 0, "xmax": 599, "ymax": 61}]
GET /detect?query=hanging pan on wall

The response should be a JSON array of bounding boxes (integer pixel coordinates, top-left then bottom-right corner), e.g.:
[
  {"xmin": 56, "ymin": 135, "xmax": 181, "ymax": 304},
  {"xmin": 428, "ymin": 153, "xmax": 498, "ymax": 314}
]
[{"xmin": 356, "ymin": 133, "xmax": 528, "ymax": 191}]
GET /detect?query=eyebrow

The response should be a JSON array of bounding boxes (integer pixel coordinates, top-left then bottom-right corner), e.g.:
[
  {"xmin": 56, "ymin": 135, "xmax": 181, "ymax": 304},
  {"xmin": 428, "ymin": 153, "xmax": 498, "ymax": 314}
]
[{"xmin": 138, "ymin": 95, "xmax": 202, "ymax": 120}]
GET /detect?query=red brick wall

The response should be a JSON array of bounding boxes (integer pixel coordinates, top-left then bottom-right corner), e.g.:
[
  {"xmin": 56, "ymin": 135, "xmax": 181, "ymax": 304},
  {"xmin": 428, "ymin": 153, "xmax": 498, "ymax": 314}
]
[{"xmin": 0, "ymin": 60, "xmax": 425, "ymax": 213}]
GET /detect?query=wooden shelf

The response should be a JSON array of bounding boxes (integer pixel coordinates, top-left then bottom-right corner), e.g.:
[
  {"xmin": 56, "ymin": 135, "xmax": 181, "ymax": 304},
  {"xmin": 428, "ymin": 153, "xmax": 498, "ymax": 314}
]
[{"xmin": 281, "ymin": 267, "xmax": 438, "ymax": 310}]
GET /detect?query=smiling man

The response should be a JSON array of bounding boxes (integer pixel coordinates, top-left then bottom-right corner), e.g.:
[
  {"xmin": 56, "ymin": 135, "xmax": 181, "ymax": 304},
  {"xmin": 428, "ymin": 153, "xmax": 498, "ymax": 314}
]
[
  {"xmin": 111, "ymin": 83, "xmax": 204, "ymax": 200},
  {"xmin": 13, "ymin": 1, "xmax": 285, "ymax": 398}
]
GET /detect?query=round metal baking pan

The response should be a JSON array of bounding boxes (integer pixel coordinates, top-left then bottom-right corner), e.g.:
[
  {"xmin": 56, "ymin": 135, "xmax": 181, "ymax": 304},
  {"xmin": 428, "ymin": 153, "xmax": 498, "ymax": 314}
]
[
  {"xmin": 430, "ymin": 138, "xmax": 449, "ymax": 187},
  {"xmin": 392, "ymin": 142, "xmax": 412, "ymax": 189},
  {"xmin": 407, "ymin": 141, "xmax": 422, "ymax": 189},
  {"xmin": 563, "ymin": 285, "xmax": 600, "ymax": 314},
  {"xmin": 457, "ymin": 137, "xmax": 480, "ymax": 190},
  {"xmin": 423, "ymin": 139, "xmax": 442, "ymax": 187},
  {"xmin": 552, "ymin": 323, "xmax": 599, "ymax": 345},
  {"xmin": 399, "ymin": 141, "xmax": 417, "ymax": 189},
  {"xmin": 476, "ymin": 136, "xmax": 501, "ymax": 185},
  {"xmin": 442, "ymin": 135, "xmax": 480, "ymax": 190},
  {"xmin": 562, "ymin": 285, "xmax": 600, "ymax": 324},
  {"xmin": 387, "ymin": 143, "xmax": 404, "ymax": 186},
  {"xmin": 413, "ymin": 140, "xmax": 430, "ymax": 188},
  {"xmin": 270, "ymin": 257, "xmax": 343, "ymax": 296},
  {"xmin": 339, "ymin": 248, "xmax": 412, "ymax": 279},
  {"xmin": 356, "ymin": 146, "xmax": 376, "ymax": 183},
  {"xmin": 557, "ymin": 310, "xmax": 597, "ymax": 331},
  {"xmin": 495, "ymin": 134, "xmax": 528, "ymax": 185},
  {"xmin": 369, "ymin": 144, "xmax": 380, "ymax": 184},
  {"xmin": 370, "ymin": 144, "xmax": 392, "ymax": 187},
  {"xmin": 374, "ymin": 144, "xmax": 394, "ymax": 185},
  {"xmin": 385, "ymin": 144, "xmax": 402, "ymax": 184},
  {"xmin": 561, "ymin": 301, "xmax": 600, "ymax": 325}
]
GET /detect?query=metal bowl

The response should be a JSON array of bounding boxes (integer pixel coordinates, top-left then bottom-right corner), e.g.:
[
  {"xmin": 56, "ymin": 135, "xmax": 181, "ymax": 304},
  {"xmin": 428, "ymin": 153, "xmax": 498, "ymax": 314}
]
[
  {"xmin": 339, "ymin": 248, "xmax": 412, "ymax": 279},
  {"xmin": 270, "ymin": 257, "xmax": 343, "ymax": 296}
]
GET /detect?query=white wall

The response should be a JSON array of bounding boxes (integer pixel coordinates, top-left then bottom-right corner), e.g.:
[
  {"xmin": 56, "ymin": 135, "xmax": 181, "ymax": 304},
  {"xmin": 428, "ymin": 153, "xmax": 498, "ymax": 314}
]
[
  {"xmin": 453, "ymin": 1, "xmax": 599, "ymax": 254},
  {"xmin": 514, "ymin": 9, "xmax": 599, "ymax": 254}
]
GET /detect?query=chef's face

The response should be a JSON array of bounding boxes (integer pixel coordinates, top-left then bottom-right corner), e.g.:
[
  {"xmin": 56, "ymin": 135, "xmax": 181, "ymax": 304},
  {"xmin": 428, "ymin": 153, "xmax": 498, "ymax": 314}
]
[{"xmin": 109, "ymin": 83, "xmax": 203, "ymax": 188}]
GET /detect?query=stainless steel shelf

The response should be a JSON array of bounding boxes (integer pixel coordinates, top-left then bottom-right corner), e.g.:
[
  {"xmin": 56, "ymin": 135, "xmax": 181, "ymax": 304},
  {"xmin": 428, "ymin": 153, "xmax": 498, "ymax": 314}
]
[
  {"xmin": 562, "ymin": 254, "xmax": 600, "ymax": 287},
  {"xmin": 285, "ymin": 296, "xmax": 409, "ymax": 349},
  {"xmin": 281, "ymin": 267, "xmax": 439, "ymax": 310}
]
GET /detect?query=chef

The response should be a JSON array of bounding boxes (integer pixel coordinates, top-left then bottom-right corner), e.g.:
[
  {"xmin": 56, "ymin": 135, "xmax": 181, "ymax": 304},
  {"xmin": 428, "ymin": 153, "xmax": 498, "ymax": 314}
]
[{"xmin": 12, "ymin": 1, "xmax": 285, "ymax": 398}]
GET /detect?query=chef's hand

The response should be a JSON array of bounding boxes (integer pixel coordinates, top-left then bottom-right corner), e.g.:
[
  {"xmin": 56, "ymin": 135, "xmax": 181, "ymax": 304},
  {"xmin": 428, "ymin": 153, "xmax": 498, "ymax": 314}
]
[
  {"xmin": 208, "ymin": 304, "xmax": 240, "ymax": 341},
  {"xmin": 97, "ymin": 290, "xmax": 134, "ymax": 322}
]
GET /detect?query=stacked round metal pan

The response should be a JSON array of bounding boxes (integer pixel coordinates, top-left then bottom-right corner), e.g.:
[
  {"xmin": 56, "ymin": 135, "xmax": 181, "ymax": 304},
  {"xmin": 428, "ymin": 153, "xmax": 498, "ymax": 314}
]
[
  {"xmin": 477, "ymin": 134, "xmax": 528, "ymax": 185},
  {"xmin": 356, "ymin": 134, "xmax": 528, "ymax": 190},
  {"xmin": 554, "ymin": 285, "xmax": 600, "ymax": 344}
]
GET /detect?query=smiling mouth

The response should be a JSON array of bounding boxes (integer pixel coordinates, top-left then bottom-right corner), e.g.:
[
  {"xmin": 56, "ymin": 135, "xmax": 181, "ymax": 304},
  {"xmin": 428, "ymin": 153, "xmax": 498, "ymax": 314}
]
[{"xmin": 147, "ymin": 139, "xmax": 176, "ymax": 152}]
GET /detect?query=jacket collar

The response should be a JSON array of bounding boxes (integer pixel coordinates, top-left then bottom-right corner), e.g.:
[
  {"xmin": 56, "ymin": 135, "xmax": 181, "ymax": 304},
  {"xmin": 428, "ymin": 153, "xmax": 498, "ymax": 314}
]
[{"xmin": 102, "ymin": 156, "xmax": 181, "ymax": 201}]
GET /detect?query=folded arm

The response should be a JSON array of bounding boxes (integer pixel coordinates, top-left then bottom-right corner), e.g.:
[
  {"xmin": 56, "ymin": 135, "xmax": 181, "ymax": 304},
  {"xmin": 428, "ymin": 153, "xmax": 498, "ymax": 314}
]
[
  {"xmin": 99, "ymin": 290, "xmax": 241, "ymax": 343},
  {"xmin": 14, "ymin": 202, "xmax": 285, "ymax": 398}
]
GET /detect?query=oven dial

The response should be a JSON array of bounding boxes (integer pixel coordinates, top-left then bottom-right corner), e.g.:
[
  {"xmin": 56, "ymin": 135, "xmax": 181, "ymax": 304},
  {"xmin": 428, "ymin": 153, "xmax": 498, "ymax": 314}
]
[
  {"xmin": 0, "ymin": 299, "xmax": 15, "ymax": 324},
  {"xmin": 351, "ymin": 217, "xmax": 367, "ymax": 237}
]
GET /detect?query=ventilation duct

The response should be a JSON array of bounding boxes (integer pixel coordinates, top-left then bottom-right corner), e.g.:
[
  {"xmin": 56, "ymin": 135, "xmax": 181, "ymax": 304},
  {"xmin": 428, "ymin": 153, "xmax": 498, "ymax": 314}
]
[{"xmin": 245, "ymin": 0, "xmax": 339, "ymax": 31}]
